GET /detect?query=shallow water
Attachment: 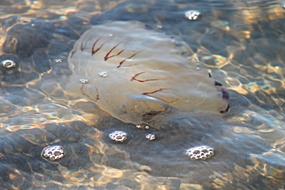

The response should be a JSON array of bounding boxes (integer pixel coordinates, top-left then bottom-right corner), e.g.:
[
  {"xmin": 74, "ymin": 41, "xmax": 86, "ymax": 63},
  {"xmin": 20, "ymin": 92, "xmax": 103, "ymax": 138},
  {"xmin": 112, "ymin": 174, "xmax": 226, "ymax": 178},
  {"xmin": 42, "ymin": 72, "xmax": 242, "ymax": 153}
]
[{"xmin": 0, "ymin": 0, "xmax": 285, "ymax": 189}]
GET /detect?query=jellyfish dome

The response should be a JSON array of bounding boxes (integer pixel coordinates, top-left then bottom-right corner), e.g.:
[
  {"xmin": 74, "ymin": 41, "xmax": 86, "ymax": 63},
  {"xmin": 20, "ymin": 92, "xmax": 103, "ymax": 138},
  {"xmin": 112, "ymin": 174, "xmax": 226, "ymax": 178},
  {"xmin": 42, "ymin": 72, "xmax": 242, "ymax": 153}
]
[{"xmin": 67, "ymin": 21, "xmax": 229, "ymax": 126}]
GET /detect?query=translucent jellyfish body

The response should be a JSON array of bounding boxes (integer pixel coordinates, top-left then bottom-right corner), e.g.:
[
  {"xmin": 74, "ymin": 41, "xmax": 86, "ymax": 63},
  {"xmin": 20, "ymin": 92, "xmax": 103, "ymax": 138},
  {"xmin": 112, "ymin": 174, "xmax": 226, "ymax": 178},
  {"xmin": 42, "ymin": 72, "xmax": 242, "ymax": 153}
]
[
  {"xmin": 185, "ymin": 145, "xmax": 214, "ymax": 160},
  {"xmin": 67, "ymin": 21, "xmax": 229, "ymax": 126}
]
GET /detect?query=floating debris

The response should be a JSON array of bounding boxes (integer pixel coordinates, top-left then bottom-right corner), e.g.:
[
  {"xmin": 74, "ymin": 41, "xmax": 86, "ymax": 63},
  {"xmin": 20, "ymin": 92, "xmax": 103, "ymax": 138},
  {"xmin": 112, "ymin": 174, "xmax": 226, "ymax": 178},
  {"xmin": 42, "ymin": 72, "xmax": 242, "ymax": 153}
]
[
  {"xmin": 79, "ymin": 78, "xmax": 89, "ymax": 84},
  {"xmin": 108, "ymin": 130, "xmax": 128, "ymax": 143},
  {"xmin": 185, "ymin": 10, "xmax": 201, "ymax": 21},
  {"xmin": 145, "ymin": 133, "xmax": 156, "ymax": 141},
  {"xmin": 98, "ymin": 71, "xmax": 108, "ymax": 78},
  {"xmin": 41, "ymin": 145, "xmax": 64, "ymax": 162},
  {"xmin": 185, "ymin": 145, "xmax": 214, "ymax": 160},
  {"xmin": 1, "ymin": 59, "xmax": 16, "ymax": 69}
]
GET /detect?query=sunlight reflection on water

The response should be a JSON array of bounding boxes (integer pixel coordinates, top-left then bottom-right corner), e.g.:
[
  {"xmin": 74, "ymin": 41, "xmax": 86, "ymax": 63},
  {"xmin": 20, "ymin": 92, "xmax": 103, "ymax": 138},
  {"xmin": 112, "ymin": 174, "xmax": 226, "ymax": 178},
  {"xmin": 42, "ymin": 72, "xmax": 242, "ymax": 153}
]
[{"xmin": 0, "ymin": 0, "xmax": 284, "ymax": 189}]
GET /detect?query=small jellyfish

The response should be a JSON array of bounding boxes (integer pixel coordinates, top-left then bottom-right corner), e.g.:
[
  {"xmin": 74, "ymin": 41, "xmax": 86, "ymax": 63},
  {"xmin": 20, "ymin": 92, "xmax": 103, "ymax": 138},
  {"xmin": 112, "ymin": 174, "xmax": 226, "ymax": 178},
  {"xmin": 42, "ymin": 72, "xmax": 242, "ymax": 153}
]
[
  {"xmin": 185, "ymin": 145, "xmax": 214, "ymax": 160},
  {"xmin": 1, "ymin": 59, "xmax": 16, "ymax": 69},
  {"xmin": 108, "ymin": 130, "xmax": 128, "ymax": 143},
  {"xmin": 185, "ymin": 10, "xmax": 201, "ymax": 21},
  {"xmin": 145, "ymin": 133, "xmax": 156, "ymax": 141},
  {"xmin": 41, "ymin": 145, "xmax": 64, "ymax": 162}
]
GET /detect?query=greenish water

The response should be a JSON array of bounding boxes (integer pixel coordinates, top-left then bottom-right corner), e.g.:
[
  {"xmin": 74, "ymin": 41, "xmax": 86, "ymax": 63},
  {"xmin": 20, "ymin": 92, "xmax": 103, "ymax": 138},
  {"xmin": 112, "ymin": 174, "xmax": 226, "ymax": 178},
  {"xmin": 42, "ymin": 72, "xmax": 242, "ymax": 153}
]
[{"xmin": 0, "ymin": 0, "xmax": 284, "ymax": 189}]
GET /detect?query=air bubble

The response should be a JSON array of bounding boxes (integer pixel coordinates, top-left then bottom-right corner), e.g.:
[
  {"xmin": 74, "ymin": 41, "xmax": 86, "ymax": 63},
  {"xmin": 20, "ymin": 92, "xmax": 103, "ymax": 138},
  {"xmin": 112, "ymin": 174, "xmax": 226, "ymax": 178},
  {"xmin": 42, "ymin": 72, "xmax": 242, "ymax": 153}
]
[
  {"xmin": 145, "ymin": 133, "xmax": 156, "ymax": 141},
  {"xmin": 136, "ymin": 124, "xmax": 150, "ymax": 130},
  {"xmin": 1, "ymin": 59, "xmax": 16, "ymax": 69},
  {"xmin": 185, "ymin": 10, "xmax": 201, "ymax": 21},
  {"xmin": 185, "ymin": 145, "xmax": 214, "ymax": 160},
  {"xmin": 41, "ymin": 145, "xmax": 64, "ymax": 162},
  {"xmin": 79, "ymin": 78, "xmax": 89, "ymax": 84},
  {"xmin": 55, "ymin": 58, "xmax": 63, "ymax": 63},
  {"xmin": 98, "ymin": 71, "xmax": 108, "ymax": 78},
  {"xmin": 108, "ymin": 130, "xmax": 128, "ymax": 143}
]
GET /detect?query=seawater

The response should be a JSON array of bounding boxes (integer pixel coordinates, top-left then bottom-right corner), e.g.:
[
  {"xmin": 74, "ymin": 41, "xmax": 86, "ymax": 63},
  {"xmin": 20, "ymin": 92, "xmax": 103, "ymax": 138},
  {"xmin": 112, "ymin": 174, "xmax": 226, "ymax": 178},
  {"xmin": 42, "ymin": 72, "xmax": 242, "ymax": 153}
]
[{"xmin": 0, "ymin": 0, "xmax": 284, "ymax": 189}]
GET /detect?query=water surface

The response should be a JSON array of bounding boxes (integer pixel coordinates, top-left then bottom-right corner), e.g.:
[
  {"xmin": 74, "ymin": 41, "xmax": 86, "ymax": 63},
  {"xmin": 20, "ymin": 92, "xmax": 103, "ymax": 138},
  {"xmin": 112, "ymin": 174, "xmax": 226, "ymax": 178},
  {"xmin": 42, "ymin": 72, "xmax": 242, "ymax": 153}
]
[{"xmin": 0, "ymin": 0, "xmax": 284, "ymax": 189}]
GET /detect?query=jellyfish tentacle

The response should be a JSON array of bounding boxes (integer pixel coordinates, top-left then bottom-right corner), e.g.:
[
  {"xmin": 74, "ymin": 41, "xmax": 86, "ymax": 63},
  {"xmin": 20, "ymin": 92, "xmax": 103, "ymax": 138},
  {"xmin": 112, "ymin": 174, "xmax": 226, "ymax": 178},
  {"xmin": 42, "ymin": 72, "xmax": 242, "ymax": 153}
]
[
  {"xmin": 220, "ymin": 104, "xmax": 230, "ymax": 113},
  {"xmin": 131, "ymin": 72, "xmax": 161, "ymax": 83},
  {"xmin": 69, "ymin": 49, "xmax": 76, "ymax": 58},
  {"xmin": 142, "ymin": 88, "xmax": 168, "ymax": 96},
  {"xmin": 104, "ymin": 43, "xmax": 125, "ymax": 61},
  {"xmin": 91, "ymin": 38, "xmax": 104, "ymax": 55},
  {"xmin": 117, "ymin": 52, "xmax": 139, "ymax": 68},
  {"xmin": 142, "ymin": 88, "xmax": 168, "ymax": 103},
  {"xmin": 142, "ymin": 110, "xmax": 164, "ymax": 121},
  {"xmin": 107, "ymin": 49, "xmax": 124, "ymax": 60},
  {"xmin": 214, "ymin": 81, "xmax": 223, "ymax": 86},
  {"xmin": 80, "ymin": 41, "xmax": 86, "ymax": 51},
  {"xmin": 142, "ymin": 88, "xmax": 178, "ymax": 104},
  {"xmin": 80, "ymin": 84, "xmax": 100, "ymax": 102}
]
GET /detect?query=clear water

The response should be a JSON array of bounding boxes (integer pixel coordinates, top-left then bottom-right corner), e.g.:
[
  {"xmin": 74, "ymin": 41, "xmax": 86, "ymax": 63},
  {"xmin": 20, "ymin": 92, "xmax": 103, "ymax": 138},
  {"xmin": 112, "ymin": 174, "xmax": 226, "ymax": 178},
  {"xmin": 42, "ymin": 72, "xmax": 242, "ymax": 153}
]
[{"xmin": 0, "ymin": 0, "xmax": 284, "ymax": 189}]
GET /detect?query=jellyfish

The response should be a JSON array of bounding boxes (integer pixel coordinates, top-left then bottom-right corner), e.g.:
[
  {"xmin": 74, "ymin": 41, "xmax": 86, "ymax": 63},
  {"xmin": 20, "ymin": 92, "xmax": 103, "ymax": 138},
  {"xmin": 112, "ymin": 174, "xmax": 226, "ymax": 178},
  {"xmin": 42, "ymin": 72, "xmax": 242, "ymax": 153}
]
[{"xmin": 66, "ymin": 21, "xmax": 229, "ymax": 127}]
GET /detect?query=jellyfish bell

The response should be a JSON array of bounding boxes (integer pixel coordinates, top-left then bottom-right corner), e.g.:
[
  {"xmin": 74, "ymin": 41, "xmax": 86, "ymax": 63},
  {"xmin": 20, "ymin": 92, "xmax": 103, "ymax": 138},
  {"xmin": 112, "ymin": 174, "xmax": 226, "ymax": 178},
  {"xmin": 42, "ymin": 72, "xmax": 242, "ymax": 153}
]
[{"xmin": 66, "ymin": 21, "xmax": 229, "ymax": 127}]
